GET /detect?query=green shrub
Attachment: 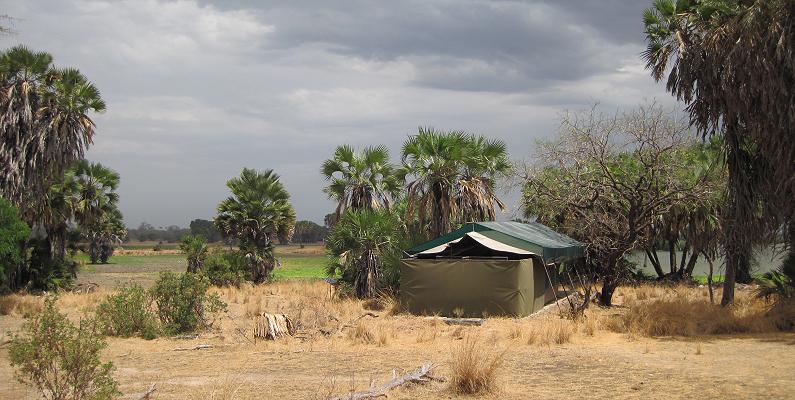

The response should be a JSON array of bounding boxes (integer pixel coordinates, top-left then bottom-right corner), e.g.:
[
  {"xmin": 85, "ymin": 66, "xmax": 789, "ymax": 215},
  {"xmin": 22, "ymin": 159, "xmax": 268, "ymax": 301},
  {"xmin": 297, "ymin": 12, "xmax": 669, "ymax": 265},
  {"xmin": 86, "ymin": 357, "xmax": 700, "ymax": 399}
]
[
  {"xmin": 8, "ymin": 298, "xmax": 120, "ymax": 400},
  {"xmin": 0, "ymin": 198, "xmax": 30, "ymax": 290},
  {"xmin": 150, "ymin": 271, "xmax": 227, "ymax": 335},
  {"xmin": 95, "ymin": 284, "xmax": 159, "ymax": 339},
  {"xmin": 203, "ymin": 251, "xmax": 248, "ymax": 287}
]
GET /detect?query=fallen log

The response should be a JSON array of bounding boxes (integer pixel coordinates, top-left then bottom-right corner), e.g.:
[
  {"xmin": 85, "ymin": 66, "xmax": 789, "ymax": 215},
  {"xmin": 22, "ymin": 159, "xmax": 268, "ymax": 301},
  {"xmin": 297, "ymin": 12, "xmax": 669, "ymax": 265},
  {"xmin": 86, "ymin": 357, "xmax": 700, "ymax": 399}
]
[
  {"xmin": 441, "ymin": 317, "xmax": 483, "ymax": 326},
  {"xmin": 254, "ymin": 313, "xmax": 294, "ymax": 340},
  {"xmin": 173, "ymin": 344, "xmax": 213, "ymax": 351},
  {"xmin": 327, "ymin": 362, "xmax": 441, "ymax": 400},
  {"xmin": 136, "ymin": 383, "xmax": 156, "ymax": 400}
]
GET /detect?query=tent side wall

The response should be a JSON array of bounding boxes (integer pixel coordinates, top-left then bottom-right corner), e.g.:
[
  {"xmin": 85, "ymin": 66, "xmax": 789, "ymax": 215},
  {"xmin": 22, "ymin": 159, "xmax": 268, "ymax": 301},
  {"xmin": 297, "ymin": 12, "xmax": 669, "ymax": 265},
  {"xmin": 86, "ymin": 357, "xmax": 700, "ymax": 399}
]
[{"xmin": 399, "ymin": 258, "xmax": 546, "ymax": 318}]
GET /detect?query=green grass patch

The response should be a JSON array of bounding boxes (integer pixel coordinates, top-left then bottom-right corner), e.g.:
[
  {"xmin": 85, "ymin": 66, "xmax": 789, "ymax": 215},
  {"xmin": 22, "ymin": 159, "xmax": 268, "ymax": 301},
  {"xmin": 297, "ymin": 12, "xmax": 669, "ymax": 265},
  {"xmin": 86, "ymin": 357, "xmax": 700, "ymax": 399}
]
[
  {"xmin": 274, "ymin": 255, "xmax": 328, "ymax": 279},
  {"xmin": 75, "ymin": 251, "xmax": 328, "ymax": 281},
  {"xmin": 691, "ymin": 275, "xmax": 725, "ymax": 285}
]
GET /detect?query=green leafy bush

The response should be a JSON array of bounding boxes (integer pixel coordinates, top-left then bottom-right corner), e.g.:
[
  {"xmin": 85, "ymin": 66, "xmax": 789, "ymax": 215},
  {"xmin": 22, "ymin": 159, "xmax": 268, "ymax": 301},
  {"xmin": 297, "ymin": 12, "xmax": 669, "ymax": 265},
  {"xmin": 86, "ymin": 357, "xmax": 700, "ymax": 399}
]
[
  {"xmin": 202, "ymin": 251, "xmax": 248, "ymax": 287},
  {"xmin": 95, "ymin": 284, "xmax": 159, "ymax": 339},
  {"xmin": 150, "ymin": 272, "xmax": 227, "ymax": 334},
  {"xmin": 0, "ymin": 198, "xmax": 30, "ymax": 289},
  {"xmin": 8, "ymin": 298, "xmax": 120, "ymax": 400}
]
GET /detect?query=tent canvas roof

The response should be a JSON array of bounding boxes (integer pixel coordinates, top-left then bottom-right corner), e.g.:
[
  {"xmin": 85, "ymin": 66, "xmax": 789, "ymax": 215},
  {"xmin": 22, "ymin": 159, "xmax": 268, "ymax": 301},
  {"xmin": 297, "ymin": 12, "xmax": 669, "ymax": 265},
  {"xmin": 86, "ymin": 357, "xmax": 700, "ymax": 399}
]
[
  {"xmin": 417, "ymin": 231, "xmax": 534, "ymax": 258},
  {"xmin": 407, "ymin": 221, "xmax": 584, "ymax": 263}
]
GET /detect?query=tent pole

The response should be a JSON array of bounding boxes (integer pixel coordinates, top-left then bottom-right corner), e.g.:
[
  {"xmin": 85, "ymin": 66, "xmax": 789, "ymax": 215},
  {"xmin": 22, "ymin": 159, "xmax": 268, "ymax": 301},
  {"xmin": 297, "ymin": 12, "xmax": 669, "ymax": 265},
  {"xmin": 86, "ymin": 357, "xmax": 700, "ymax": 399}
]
[{"xmin": 540, "ymin": 258, "xmax": 564, "ymax": 316}]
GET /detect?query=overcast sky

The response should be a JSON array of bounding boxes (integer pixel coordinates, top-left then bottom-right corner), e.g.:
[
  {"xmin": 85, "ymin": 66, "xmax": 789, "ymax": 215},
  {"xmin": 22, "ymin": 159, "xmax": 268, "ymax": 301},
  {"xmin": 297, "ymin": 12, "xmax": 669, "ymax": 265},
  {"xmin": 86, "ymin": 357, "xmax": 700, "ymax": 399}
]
[{"xmin": 2, "ymin": 0, "xmax": 676, "ymax": 228}]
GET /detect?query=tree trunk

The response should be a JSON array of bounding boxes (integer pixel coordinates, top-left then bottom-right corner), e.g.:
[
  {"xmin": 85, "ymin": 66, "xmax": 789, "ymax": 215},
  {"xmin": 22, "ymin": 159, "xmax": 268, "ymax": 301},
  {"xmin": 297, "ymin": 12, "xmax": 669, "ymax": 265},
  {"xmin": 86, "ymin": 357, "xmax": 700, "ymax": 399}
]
[
  {"xmin": 646, "ymin": 248, "xmax": 664, "ymax": 278},
  {"xmin": 599, "ymin": 268, "xmax": 618, "ymax": 306},
  {"xmin": 679, "ymin": 245, "xmax": 689, "ymax": 274},
  {"xmin": 707, "ymin": 256, "xmax": 715, "ymax": 304},
  {"xmin": 721, "ymin": 214, "xmax": 743, "ymax": 306},
  {"xmin": 668, "ymin": 239, "xmax": 677, "ymax": 274},
  {"xmin": 684, "ymin": 252, "xmax": 699, "ymax": 277},
  {"xmin": 736, "ymin": 251, "xmax": 752, "ymax": 284}
]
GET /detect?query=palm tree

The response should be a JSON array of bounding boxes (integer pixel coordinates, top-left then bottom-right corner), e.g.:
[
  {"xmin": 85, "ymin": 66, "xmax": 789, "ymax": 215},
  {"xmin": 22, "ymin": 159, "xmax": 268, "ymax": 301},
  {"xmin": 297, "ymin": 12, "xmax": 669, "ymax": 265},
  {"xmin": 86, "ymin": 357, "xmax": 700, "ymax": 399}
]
[
  {"xmin": 401, "ymin": 128, "xmax": 467, "ymax": 238},
  {"xmin": 63, "ymin": 160, "xmax": 120, "ymax": 230},
  {"xmin": 85, "ymin": 209, "xmax": 126, "ymax": 264},
  {"xmin": 215, "ymin": 168, "xmax": 296, "ymax": 283},
  {"xmin": 321, "ymin": 145, "xmax": 400, "ymax": 220},
  {"xmin": 401, "ymin": 127, "xmax": 510, "ymax": 238},
  {"xmin": 326, "ymin": 209, "xmax": 402, "ymax": 298},
  {"xmin": 642, "ymin": 0, "xmax": 795, "ymax": 305},
  {"xmin": 457, "ymin": 135, "xmax": 511, "ymax": 222},
  {"xmin": 53, "ymin": 160, "xmax": 121, "ymax": 263},
  {"xmin": 0, "ymin": 46, "xmax": 106, "ymax": 218},
  {"xmin": 179, "ymin": 234, "xmax": 208, "ymax": 273}
]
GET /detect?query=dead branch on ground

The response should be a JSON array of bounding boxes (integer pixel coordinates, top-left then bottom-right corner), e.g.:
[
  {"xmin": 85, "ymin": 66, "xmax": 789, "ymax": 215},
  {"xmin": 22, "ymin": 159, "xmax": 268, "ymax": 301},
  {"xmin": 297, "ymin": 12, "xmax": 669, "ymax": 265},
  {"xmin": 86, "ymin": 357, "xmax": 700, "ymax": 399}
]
[
  {"xmin": 327, "ymin": 362, "xmax": 442, "ymax": 400},
  {"xmin": 172, "ymin": 344, "xmax": 213, "ymax": 351}
]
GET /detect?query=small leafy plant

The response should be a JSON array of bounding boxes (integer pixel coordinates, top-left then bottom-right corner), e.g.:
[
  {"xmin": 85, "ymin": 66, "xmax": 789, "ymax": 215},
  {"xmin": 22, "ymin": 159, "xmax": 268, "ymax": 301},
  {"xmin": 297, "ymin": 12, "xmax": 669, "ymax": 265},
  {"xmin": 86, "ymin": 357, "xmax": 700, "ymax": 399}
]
[
  {"xmin": 8, "ymin": 298, "xmax": 120, "ymax": 400},
  {"xmin": 150, "ymin": 271, "xmax": 227, "ymax": 334},
  {"xmin": 95, "ymin": 284, "xmax": 160, "ymax": 339}
]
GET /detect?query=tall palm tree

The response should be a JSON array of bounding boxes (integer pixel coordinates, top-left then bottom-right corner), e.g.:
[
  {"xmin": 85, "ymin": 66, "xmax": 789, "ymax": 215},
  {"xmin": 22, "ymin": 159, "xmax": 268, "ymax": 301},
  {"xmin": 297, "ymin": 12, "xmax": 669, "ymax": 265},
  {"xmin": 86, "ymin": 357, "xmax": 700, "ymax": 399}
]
[
  {"xmin": 401, "ymin": 128, "xmax": 468, "ymax": 238},
  {"xmin": 326, "ymin": 209, "xmax": 402, "ymax": 298},
  {"xmin": 458, "ymin": 135, "xmax": 511, "ymax": 222},
  {"xmin": 321, "ymin": 144, "xmax": 400, "ymax": 220},
  {"xmin": 215, "ymin": 168, "xmax": 296, "ymax": 283},
  {"xmin": 642, "ymin": 0, "xmax": 795, "ymax": 305},
  {"xmin": 0, "ymin": 47, "xmax": 105, "ymax": 220},
  {"xmin": 401, "ymin": 127, "xmax": 510, "ymax": 238}
]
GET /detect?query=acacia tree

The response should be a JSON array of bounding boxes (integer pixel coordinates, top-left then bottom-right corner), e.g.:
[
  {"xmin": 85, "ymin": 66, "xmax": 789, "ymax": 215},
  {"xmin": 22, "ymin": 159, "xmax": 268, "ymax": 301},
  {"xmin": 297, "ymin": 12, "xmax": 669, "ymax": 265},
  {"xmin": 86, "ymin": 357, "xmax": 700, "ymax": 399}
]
[
  {"xmin": 215, "ymin": 168, "xmax": 296, "ymax": 283},
  {"xmin": 643, "ymin": 0, "xmax": 795, "ymax": 304},
  {"xmin": 644, "ymin": 139, "xmax": 726, "ymax": 279},
  {"xmin": 401, "ymin": 127, "xmax": 510, "ymax": 238},
  {"xmin": 522, "ymin": 104, "xmax": 712, "ymax": 305},
  {"xmin": 321, "ymin": 145, "xmax": 400, "ymax": 221}
]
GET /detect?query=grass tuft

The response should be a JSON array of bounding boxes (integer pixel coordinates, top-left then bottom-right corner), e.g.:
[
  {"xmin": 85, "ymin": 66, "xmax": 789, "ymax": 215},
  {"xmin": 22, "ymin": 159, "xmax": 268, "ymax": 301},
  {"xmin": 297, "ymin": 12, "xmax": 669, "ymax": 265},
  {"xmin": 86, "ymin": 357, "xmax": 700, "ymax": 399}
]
[{"xmin": 448, "ymin": 335, "xmax": 503, "ymax": 395}]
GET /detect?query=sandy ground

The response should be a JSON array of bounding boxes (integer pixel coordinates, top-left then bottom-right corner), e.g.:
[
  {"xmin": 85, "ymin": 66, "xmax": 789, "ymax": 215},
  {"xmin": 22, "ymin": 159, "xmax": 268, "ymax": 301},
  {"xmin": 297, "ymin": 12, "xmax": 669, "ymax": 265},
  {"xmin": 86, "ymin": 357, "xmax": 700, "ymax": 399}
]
[{"xmin": 1, "ymin": 282, "xmax": 794, "ymax": 400}]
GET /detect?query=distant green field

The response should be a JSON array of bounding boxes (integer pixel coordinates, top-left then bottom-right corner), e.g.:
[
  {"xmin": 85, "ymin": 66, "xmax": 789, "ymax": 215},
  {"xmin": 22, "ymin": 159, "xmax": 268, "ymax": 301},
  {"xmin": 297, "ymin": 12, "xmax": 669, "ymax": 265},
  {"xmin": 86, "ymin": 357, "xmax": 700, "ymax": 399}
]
[
  {"xmin": 274, "ymin": 255, "xmax": 328, "ymax": 280},
  {"xmin": 74, "ymin": 251, "xmax": 327, "ymax": 287}
]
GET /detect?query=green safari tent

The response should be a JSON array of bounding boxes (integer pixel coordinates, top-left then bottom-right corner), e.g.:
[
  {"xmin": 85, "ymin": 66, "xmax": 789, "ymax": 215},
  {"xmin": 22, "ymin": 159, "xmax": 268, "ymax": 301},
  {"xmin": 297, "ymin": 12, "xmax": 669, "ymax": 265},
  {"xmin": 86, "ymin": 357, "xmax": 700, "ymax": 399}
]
[{"xmin": 400, "ymin": 221, "xmax": 584, "ymax": 318}]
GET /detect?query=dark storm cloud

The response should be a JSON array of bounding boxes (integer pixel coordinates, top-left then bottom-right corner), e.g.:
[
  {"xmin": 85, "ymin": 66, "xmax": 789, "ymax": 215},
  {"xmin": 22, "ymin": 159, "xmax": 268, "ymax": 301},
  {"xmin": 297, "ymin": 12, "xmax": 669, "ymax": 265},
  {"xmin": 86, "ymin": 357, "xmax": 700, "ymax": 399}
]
[
  {"xmin": 251, "ymin": 0, "xmax": 650, "ymax": 92},
  {"xmin": 3, "ymin": 0, "xmax": 673, "ymax": 226}
]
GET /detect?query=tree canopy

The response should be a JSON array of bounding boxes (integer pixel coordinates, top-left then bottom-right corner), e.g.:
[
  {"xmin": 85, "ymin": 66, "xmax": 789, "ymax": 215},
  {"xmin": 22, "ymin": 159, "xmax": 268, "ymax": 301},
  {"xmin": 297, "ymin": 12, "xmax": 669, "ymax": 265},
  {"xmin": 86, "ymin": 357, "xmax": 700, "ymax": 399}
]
[{"xmin": 643, "ymin": 0, "xmax": 795, "ymax": 304}]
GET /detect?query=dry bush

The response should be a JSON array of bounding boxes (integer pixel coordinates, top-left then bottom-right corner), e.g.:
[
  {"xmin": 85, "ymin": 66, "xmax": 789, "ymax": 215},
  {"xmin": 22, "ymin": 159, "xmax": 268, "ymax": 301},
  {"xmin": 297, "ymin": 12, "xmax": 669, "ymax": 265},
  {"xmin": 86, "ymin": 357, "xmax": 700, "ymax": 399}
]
[
  {"xmin": 506, "ymin": 323, "xmax": 525, "ymax": 340},
  {"xmin": 0, "ymin": 294, "xmax": 43, "ymax": 317},
  {"xmin": 415, "ymin": 326, "xmax": 438, "ymax": 343},
  {"xmin": 581, "ymin": 315, "xmax": 598, "ymax": 336},
  {"xmin": 448, "ymin": 335, "xmax": 503, "ymax": 395},
  {"xmin": 542, "ymin": 319, "xmax": 575, "ymax": 345},
  {"xmin": 347, "ymin": 322, "xmax": 376, "ymax": 344},
  {"xmin": 186, "ymin": 375, "xmax": 245, "ymax": 400},
  {"xmin": 605, "ymin": 292, "xmax": 790, "ymax": 337}
]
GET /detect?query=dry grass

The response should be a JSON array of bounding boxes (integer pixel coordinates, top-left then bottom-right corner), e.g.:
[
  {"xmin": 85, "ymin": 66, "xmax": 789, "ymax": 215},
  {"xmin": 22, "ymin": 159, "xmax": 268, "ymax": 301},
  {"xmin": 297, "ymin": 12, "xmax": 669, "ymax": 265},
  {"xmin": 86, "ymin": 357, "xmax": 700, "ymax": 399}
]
[
  {"xmin": 2, "ymin": 281, "xmax": 795, "ymax": 399},
  {"xmin": 0, "ymin": 294, "xmax": 43, "ymax": 317},
  {"xmin": 186, "ymin": 375, "xmax": 245, "ymax": 400},
  {"xmin": 607, "ymin": 286, "xmax": 794, "ymax": 337},
  {"xmin": 448, "ymin": 335, "xmax": 503, "ymax": 395}
]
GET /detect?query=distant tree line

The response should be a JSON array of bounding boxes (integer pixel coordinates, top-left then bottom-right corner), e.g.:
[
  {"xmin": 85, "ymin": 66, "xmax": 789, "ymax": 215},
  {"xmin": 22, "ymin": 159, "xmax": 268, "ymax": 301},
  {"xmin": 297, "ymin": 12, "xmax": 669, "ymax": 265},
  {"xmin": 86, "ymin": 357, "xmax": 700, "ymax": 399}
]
[{"xmin": 126, "ymin": 218, "xmax": 326, "ymax": 244}]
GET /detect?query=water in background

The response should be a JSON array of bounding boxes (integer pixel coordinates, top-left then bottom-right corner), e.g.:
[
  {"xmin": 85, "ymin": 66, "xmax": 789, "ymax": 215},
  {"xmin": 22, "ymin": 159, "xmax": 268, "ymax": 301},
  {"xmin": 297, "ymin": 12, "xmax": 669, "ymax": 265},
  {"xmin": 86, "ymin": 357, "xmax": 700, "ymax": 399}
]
[{"xmin": 628, "ymin": 247, "xmax": 786, "ymax": 277}]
